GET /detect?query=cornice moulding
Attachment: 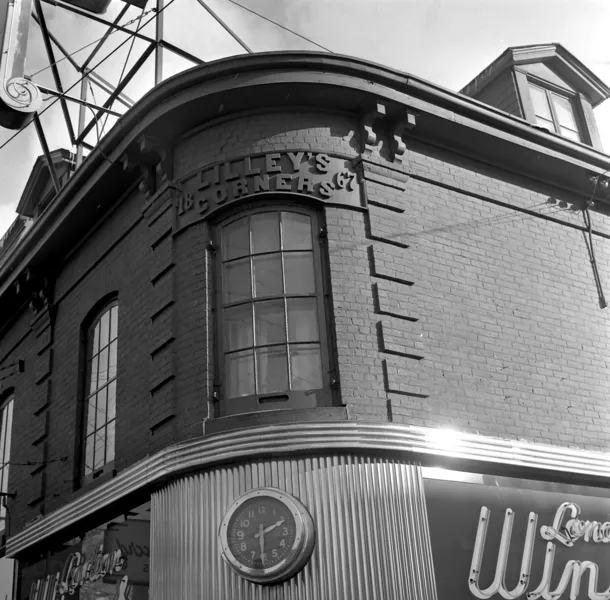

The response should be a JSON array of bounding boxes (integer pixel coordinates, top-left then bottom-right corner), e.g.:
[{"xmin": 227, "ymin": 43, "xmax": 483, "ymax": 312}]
[{"xmin": 8, "ymin": 421, "xmax": 610, "ymax": 557}]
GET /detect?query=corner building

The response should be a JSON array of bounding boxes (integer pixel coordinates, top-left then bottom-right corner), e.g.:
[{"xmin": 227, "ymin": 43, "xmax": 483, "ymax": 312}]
[{"xmin": 2, "ymin": 46, "xmax": 610, "ymax": 600}]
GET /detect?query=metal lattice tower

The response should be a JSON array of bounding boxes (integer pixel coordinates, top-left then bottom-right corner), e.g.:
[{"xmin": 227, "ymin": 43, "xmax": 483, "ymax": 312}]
[{"xmin": 0, "ymin": 0, "xmax": 327, "ymax": 193}]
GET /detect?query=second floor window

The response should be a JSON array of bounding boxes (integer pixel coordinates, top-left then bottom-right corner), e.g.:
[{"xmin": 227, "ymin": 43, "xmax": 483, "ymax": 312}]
[
  {"xmin": 84, "ymin": 302, "xmax": 118, "ymax": 477},
  {"xmin": 0, "ymin": 396, "xmax": 13, "ymax": 533},
  {"xmin": 217, "ymin": 207, "xmax": 332, "ymax": 415},
  {"xmin": 529, "ymin": 84, "xmax": 581, "ymax": 142}
]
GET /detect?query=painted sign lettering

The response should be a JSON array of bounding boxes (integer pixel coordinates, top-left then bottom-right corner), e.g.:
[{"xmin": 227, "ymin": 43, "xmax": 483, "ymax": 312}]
[{"xmin": 177, "ymin": 151, "xmax": 358, "ymax": 229}]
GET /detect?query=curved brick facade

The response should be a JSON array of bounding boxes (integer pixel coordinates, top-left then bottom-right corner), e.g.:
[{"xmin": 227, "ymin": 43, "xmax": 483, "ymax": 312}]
[{"xmin": 2, "ymin": 52, "xmax": 610, "ymax": 600}]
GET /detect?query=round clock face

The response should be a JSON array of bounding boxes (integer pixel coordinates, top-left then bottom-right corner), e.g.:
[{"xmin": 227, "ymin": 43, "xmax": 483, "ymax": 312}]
[{"xmin": 219, "ymin": 488, "xmax": 315, "ymax": 584}]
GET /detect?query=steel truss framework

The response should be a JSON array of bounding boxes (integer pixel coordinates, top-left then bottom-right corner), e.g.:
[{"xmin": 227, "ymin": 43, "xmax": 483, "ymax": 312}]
[{"xmin": 1, "ymin": 0, "xmax": 328, "ymax": 197}]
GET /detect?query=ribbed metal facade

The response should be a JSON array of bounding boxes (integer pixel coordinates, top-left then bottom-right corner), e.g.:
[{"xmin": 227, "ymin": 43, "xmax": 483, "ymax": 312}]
[{"xmin": 151, "ymin": 455, "xmax": 438, "ymax": 600}]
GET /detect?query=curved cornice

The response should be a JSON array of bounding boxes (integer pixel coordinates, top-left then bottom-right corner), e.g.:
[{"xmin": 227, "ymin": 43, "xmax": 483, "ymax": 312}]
[{"xmin": 8, "ymin": 421, "xmax": 610, "ymax": 556}]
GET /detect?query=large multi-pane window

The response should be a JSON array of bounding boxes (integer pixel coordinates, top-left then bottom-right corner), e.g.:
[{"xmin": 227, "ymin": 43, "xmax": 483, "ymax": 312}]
[
  {"xmin": 218, "ymin": 208, "xmax": 330, "ymax": 415},
  {"xmin": 529, "ymin": 84, "xmax": 582, "ymax": 142},
  {"xmin": 0, "ymin": 396, "xmax": 13, "ymax": 532},
  {"xmin": 84, "ymin": 302, "xmax": 118, "ymax": 476}
]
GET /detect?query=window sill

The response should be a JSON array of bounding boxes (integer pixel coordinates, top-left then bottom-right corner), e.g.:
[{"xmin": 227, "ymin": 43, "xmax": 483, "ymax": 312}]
[
  {"xmin": 203, "ymin": 406, "xmax": 348, "ymax": 435},
  {"xmin": 78, "ymin": 462, "xmax": 117, "ymax": 492}
]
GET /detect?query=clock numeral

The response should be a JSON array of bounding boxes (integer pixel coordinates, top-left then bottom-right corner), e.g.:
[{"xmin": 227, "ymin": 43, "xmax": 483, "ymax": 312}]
[
  {"xmin": 261, "ymin": 553, "xmax": 267, "ymax": 564},
  {"xmin": 259, "ymin": 506, "xmax": 266, "ymax": 514},
  {"xmin": 279, "ymin": 539, "xmax": 286, "ymax": 548},
  {"xmin": 251, "ymin": 551, "xmax": 256, "ymax": 559},
  {"xmin": 272, "ymin": 549, "xmax": 279, "ymax": 558},
  {"xmin": 237, "ymin": 531, "xmax": 244, "ymax": 540},
  {"xmin": 240, "ymin": 519, "xmax": 250, "ymax": 527},
  {"xmin": 282, "ymin": 527, "xmax": 289, "ymax": 535},
  {"xmin": 248, "ymin": 510, "xmax": 254, "ymax": 518},
  {"xmin": 241, "ymin": 542, "xmax": 247, "ymax": 551}
]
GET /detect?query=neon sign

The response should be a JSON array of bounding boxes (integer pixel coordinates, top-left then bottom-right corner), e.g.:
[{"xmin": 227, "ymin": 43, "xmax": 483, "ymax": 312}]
[
  {"xmin": 470, "ymin": 502, "xmax": 610, "ymax": 600},
  {"xmin": 29, "ymin": 546, "xmax": 125, "ymax": 600}
]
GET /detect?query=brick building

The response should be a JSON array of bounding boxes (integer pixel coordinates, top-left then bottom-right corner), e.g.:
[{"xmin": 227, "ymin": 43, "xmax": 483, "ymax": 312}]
[{"xmin": 1, "ymin": 44, "xmax": 610, "ymax": 599}]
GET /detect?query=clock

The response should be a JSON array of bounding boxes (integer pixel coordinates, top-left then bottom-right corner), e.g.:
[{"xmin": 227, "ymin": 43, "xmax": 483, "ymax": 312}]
[{"xmin": 218, "ymin": 487, "xmax": 315, "ymax": 584}]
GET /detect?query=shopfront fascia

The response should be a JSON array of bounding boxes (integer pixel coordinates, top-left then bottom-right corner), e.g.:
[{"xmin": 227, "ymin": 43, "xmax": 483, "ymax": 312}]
[{"xmin": 9, "ymin": 423, "xmax": 610, "ymax": 600}]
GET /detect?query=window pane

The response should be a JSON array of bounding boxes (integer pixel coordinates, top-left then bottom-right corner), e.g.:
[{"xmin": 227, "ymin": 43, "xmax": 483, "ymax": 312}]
[
  {"xmin": 282, "ymin": 213, "xmax": 312, "ymax": 250},
  {"xmin": 2, "ymin": 402, "xmax": 11, "ymax": 467},
  {"xmin": 560, "ymin": 126, "xmax": 580, "ymax": 142},
  {"xmin": 110, "ymin": 305, "xmax": 118, "ymax": 342},
  {"xmin": 107, "ymin": 380, "xmax": 116, "ymax": 422},
  {"xmin": 552, "ymin": 94, "xmax": 578, "ymax": 129},
  {"xmin": 535, "ymin": 116, "xmax": 556, "ymax": 133},
  {"xmin": 223, "ymin": 217, "xmax": 250, "ymax": 260},
  {"xmin": 94, "ymin": 430, "xmax": 106, "ymax": 470},
  {"xmin": 530, "ymin": 85, "xmax": 552, "ymax": 120},
  {"xmin": 253, "ymin": 254, "xmax": 283, "ymax": 297},
  {"xmin": 251, "ymin": 213, "xmax": 280, "ymax": 254},
  {"xmin": 290, "ymin": 344, "xmax": 323, "ymax": 390},
  {"xmin": 85, "ymin": 435, "xmax": 94, "ymax": 474},
  {"xmin": 89, "ymin": 354, "xmax": 99, "ymax": 394},
  {"xmin": 287, "ymin": 298, "xmax": 319, "ymax": 342},
  {"xmin": 92, "ymin": 323, "xmax": 100, "ymax": 356},
  {"xmin": 86, "ymin": 395, "xmax": 96, "ymax": 434},
  {"xmin": 255, "ymin": 300, "xmax": 286, "ymax": 346},
  {"xmin": 100, "ymin": 310, "xmax": 110, "ymax": 349},
  {"xmin": 223, "ymin": 258, "xmax": 252, "ymax": 304},
  {"xmin": 256, "ymin": 346, "xmax": 288, "ymax": 394},
  {"xmin": 106, "ymin": 420, "xmax": 115, "ymax": 463},
  {"xmin": 224, "ymin": 304, "xmax": 253, "ymax": 351},
  {"xmin": 95, "ymin": 387, "xmax": 107, "ymax": 430},
  {"xmin": 108, "ymin": 340, "xmax": 118, "ymax": 380},
  {"xmin": 226, "ymin": 350, "xmax": 255, "ymax": 398},
  {"xmin": 284, "ymin": 252, "xmax": 315, "ymax": 294},
  {"xmin": 98, "ymin": 347, "xmax": 109, "ymax": 387}
]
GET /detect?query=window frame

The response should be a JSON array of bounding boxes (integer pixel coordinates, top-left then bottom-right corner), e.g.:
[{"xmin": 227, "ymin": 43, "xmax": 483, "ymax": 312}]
[
  {"xmin": 213, "ymin": 202, "xmax": 335, "ymax": 417},
  {"xmin": 80, "ymin": 298, "xmax": 118, "ymax": 484},
  {"xmin": 523, "ymin": 75, "xmax": 589, "ymax": 144},
  {"xmin": 0, "ymin": 394, "xmax": 13, "ymax": 536}
]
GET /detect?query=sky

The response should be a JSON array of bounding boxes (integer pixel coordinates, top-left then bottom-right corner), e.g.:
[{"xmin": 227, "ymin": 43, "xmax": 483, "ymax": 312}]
[{"xmin": 0, "ymin": 0, "xmax": 609, "ymax": 242}]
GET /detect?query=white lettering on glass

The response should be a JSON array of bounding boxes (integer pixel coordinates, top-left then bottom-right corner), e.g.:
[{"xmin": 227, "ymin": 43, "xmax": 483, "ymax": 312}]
[{"xmin": 29, "ymin": 546, "xmax": 125, "ymax": 600}]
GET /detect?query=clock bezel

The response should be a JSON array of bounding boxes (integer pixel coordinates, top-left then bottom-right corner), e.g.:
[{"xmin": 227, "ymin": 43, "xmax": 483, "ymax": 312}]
[{"xmin": 218, "ymin": 487, "xmax": 315, "ymax": 584}]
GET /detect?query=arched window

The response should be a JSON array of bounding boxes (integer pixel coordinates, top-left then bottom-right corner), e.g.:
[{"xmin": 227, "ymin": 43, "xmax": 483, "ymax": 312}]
[
  {"xmin": 216, "ymin": 206, "xmax": 333, "ymax": 416},
  {"xmin": 0, "ymin": 394, "xmax": 13, "ymax": 532},
  {"xmin": 83, "ymin": 301, "xmax": 118, "ymax": 477}
]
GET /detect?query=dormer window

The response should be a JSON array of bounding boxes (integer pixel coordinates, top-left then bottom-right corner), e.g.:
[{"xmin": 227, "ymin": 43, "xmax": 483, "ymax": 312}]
[
  {"xmin": 459, "ymin": 44, "xmax": 610, "ymax": 152},
  {"xmin": 529, "ymin": 84, "xmax": 581, "ymax": 142}
]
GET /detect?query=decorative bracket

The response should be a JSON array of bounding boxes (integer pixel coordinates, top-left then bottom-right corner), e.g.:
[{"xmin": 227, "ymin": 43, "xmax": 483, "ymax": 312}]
[
  {"xmin": 0, "ymin": 0, "xmax": 42, "ymax": 129},
  {"xmin": 122, "ymin": 136, "xmax": 172, "ymax": 200},
  {"xmin": 361, "ymin": 101, "xmax": 387, "ymax": 156},
  {"xmin": 392, "ymin": 110, "xmax": 417, "ymax": 164},
  {"xmin": 28, "ymin": 276, "xmax": 51, "ymax": 315}
]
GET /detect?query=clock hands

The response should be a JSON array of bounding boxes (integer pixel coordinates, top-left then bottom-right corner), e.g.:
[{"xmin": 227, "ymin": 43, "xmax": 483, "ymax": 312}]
[
  {"xmin": 253, "ymin": 518, "xmax": 285, "ymax": 560},
  {"xmin": 263, "ymin": 517, "xmax": 285, "ymax": 535},
  {"xmin": 257, "ymin": 524, "xmax": 265, "ymax": 556}
]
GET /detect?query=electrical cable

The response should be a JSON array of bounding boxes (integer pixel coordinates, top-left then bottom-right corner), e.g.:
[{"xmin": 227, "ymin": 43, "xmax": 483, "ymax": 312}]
[
  {"xmin": 27, "ymin": 7, "xmax": 158, "ymax": 79},
  {"xmin": 98, "ymin": 8, "xmax": 145, "ymax": 138},
  {"xmin": 223, "ymin": 0, "xmax": 333, "ymax": 53},
  {"xmin": 0, "ymin": 0, "xmax": 177, "ymax": 155}
]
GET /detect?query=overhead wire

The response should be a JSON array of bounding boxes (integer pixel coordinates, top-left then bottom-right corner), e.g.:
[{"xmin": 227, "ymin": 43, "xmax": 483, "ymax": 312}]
[
  {"xmin": 27, "ymin": 7, "xmax": 159, "ymax": 79},
  {"xmin": 223, "ymin": 0, "xmax": 333, "ymax": 53},
  {"xmin": 0, "ymin": 0, "xmax": 178, "ymax": 155}
]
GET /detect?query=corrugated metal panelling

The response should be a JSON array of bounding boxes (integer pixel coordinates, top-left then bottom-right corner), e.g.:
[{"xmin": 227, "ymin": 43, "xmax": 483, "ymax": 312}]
[{"xmin": 151, "ymin": 455, "xmax": 438, "ymax": 600}]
